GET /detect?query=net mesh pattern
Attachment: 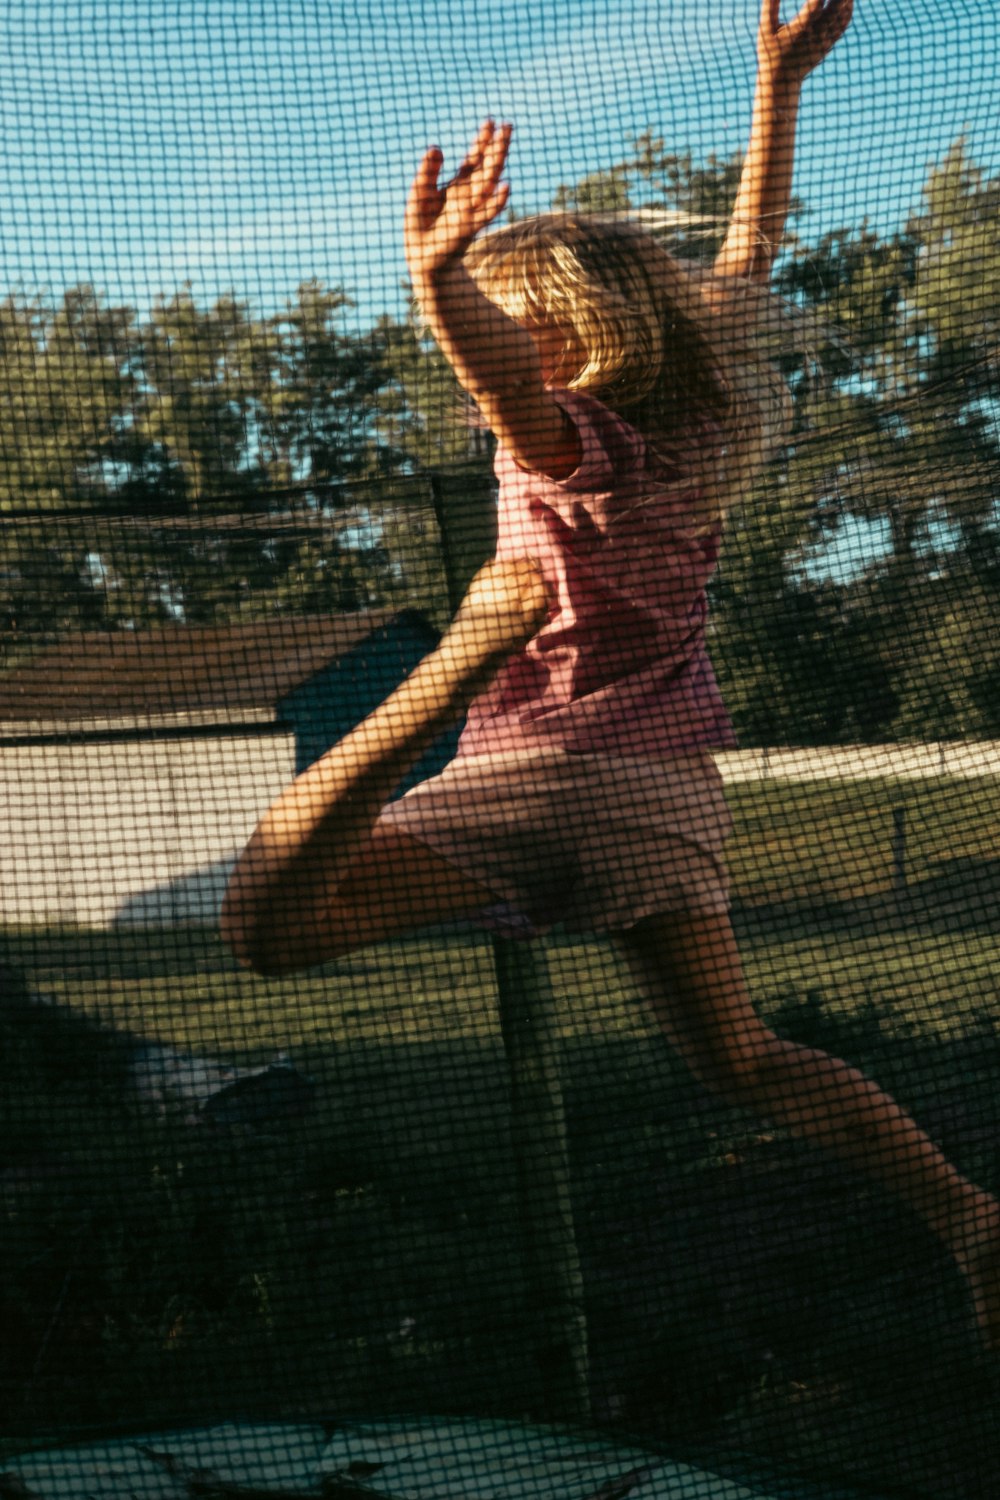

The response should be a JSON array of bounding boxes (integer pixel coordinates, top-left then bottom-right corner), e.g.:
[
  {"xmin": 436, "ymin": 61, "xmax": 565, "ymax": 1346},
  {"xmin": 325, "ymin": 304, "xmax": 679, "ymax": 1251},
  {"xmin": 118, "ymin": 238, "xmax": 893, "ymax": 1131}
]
[{"xmin": 2, "ymin": 3, "xmax": 999, "ymax": 1497}]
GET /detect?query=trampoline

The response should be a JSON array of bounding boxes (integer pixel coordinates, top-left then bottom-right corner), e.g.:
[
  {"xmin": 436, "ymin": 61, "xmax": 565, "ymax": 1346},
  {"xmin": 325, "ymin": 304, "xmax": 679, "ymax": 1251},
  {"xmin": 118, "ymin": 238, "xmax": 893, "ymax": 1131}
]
[{"xmin": 2, "ymin": 1, "xmax": 1000, "ymax": 1497}]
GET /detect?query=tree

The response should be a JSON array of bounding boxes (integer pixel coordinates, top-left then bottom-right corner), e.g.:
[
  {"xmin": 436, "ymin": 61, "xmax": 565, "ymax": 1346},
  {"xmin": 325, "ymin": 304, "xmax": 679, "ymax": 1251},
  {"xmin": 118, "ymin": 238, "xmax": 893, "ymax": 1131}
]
[
  {"xmin": 137, "ymin": 287, "xmax": 271, "ymax": 503},
  {"xmin": 0, "ymin": 280, "xmax": 443, "ymax": 635},
  {"xmin": 373, "ymin": 307, "xmax": 485, "ymax": 470},
  {"xmin": 554, "ymin": 133, "xmax": 804, "ymax": 264},
  {"xmin": 4, "ymin": 137, "xmax": 999, "ymax": 736},
  {"xmin": 548, "ymin": 135, "xmax": 1000, "ymax": 743},
  {"xmin": 260, "ymin": 281, "xmax": 403, "ymax": 487},
  {"xmin": 0, "ymin": 287, "xmax": 143, "ymax": 511}
]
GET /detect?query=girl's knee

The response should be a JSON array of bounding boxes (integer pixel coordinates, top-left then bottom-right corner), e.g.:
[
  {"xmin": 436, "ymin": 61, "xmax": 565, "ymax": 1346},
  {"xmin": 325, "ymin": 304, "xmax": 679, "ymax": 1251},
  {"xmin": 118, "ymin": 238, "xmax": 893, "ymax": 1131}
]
[{"xmin": 691, "ymin": 1023, "xmax": 784, "ymax": 1104}]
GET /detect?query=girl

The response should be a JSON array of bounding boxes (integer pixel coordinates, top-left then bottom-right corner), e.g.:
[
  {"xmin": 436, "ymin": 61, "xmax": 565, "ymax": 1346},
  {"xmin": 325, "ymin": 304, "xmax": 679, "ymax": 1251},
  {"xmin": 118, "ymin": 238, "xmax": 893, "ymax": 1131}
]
[{"xmin": 222, "ymin": 0, "xmax": 1000, "ymax": 1344}]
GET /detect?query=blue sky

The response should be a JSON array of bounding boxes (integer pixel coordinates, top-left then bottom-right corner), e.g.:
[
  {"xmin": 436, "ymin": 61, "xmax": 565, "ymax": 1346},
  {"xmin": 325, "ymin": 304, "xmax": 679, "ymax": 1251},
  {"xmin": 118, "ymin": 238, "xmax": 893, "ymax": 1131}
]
[{"xmin": 2, "ymin": 0, "xmax": 997, "ymax": 329}]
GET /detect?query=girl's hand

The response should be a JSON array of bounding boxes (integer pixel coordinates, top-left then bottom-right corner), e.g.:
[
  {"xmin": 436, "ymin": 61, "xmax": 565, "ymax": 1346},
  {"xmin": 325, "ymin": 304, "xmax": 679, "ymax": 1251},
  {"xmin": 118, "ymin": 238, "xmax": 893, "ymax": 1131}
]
[
  {"xmin": 404, "ymin": 119, "xmax": 512, "ymax": 286},
  {"xmin": 757, "ymin": 0, "xmax": 853, "ymax": 89}
]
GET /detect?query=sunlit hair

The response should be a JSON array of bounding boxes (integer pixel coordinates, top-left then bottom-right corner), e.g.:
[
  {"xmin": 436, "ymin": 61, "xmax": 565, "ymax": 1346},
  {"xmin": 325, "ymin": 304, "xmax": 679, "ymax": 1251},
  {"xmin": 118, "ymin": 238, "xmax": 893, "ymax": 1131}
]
[{"xmin": 463, "ymin": 213, "xmax": 798, "ymax": 525}]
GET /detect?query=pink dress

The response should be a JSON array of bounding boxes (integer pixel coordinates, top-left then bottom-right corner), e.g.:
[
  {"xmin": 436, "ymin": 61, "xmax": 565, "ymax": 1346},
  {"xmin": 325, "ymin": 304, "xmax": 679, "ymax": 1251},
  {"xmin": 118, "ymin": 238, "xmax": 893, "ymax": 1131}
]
[
  {"xmin": 379, "ymin": 388, "xmax": 735, "ymax": 933},
  {"xmin": 457, "ymin": 387, "xmax": 737, "ymax": 758}
]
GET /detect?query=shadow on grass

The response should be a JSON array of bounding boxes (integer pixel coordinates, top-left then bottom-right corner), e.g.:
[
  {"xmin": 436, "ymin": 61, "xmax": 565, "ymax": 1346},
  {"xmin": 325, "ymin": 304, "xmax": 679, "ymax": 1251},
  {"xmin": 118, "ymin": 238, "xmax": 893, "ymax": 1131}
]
[{"xmin": 734, "ymin": 853, "xmax": 1000, "ymax": 948}]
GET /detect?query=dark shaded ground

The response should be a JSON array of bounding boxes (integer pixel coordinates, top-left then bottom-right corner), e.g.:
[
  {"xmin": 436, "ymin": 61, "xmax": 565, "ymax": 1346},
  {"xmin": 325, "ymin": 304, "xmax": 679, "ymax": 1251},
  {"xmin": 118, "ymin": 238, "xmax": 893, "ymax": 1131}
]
[
  {"xmin": 2, "ymin": 857, "xmax": 999, "ymax": 1497},
  {"xmin": 578, "ymin": 1097, "xmax": 1000, "ymax": 1499}
]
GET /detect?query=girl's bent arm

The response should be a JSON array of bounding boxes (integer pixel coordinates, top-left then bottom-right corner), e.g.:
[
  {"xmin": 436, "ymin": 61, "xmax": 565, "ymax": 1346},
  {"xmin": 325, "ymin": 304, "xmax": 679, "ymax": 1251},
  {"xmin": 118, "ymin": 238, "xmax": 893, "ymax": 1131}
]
[
  {"xmin": 714, "ymin": 0, "xmax": 853, "ymax": 285},
  {"xmin": 415, "ymin": 261, "xmax": 580, "ymax": 478},
  {"xmin": 405, "ymin": 121, "xmax": 580, "ymax": 478}
]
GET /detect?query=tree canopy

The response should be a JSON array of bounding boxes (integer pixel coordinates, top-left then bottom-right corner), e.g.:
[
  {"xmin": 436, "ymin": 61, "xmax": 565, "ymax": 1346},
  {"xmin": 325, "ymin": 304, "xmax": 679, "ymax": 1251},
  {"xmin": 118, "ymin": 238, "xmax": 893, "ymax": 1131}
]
[{"xmin": 2, "ymin": 138, "xmax": 998, "ymax": 742}]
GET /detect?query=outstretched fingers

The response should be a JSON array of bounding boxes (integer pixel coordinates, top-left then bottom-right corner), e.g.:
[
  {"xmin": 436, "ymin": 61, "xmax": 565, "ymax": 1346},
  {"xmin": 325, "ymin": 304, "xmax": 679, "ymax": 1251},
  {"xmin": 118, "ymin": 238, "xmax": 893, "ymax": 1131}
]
[
  {"xmin": 788, "ymin": 0, "xmax": 854, "ymax": 46},
  {"xmin": 450, "ymin": 119, "xmax": 512, "ymax": 216},
  {"xmin": 405, "ymin": 120, "xmax": 512, "ymax": 279},
  {"xmin": 455, "ymin": 118, "xmax": 502, "ymax": 175},
  {"xmin": 407, "ymin": 146, "xmax": 446, "ymax": 226},
  {"xmin": 760, "ymin": 0, "xmax": 853, "ymax": 78}
]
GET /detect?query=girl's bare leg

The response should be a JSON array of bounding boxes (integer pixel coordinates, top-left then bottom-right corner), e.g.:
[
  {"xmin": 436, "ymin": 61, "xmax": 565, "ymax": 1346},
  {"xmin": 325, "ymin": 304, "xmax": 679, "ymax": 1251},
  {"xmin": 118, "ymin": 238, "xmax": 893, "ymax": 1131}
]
[
  {"xmin": 221, "ymin": 559, "xmax": 548, "ymax": 974},
  {"xmin": 618, "ymin": 911, "xmax": 1000, "ymax": 1347}
]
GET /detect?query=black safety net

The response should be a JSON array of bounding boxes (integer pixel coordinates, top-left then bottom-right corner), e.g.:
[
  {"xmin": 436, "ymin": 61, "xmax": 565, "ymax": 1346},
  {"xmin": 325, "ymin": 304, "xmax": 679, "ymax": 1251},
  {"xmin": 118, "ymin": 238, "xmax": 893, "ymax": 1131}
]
[{"xmin": 2, "ymin": 2, "xmax": 1000, "ymax": 1497}]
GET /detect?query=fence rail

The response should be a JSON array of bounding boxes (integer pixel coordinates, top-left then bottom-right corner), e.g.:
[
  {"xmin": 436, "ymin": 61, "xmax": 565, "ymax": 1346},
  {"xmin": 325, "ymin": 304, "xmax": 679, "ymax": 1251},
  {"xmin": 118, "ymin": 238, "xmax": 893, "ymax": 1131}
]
[
  {"xmin": 715, "ymin": 740, "xmax": 1000, "ymax": 781},
  {"xmin": 3, "ymin": 735, "xmax": 999, "ymax": 929}
]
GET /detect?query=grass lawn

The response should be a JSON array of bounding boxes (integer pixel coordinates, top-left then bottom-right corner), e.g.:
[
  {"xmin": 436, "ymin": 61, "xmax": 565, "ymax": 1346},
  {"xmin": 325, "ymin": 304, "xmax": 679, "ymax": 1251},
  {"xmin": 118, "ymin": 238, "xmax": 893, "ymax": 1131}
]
[{"xmin": 2, "ymin": 776, "xmax": 1000, "ymax": 1495}]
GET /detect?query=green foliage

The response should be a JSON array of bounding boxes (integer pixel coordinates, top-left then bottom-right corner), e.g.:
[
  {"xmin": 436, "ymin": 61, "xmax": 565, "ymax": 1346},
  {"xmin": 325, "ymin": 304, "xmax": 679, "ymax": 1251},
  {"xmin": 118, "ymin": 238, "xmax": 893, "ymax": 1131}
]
[
  {"xmin": 554, "ymin": 133, "xmax": 764, "ymax": 263},
  {"xmin": 0, "ymin": 279, "xmax": 402, "ymax": 516},
  {"xmin": 373, "ymin": 308, "xmax": 480, "ymax": 469},
  {"xmin": 727, "ymin": 146, "xmax": 999, "ymax": 742},
  {"xmin": 552, "ymin": 163, "xmax": 634, "ymax": 215},
  {"xmin": 0, "ymin": 288, "xmax": 144, "ymax": 511},
  {"xmin": 3, "ymin": 137, "xmax": 1000, "ymax": 737},
  {"xmin": 545, "ymin": 134, "xmax": 1000, "ymax": 742},
  {"xmin": 0, "ymin": 280, "xmax": 459, "ymax": 635},
  {"xmin": 908, "ymin": 138, "xmax": 1000, "ymax": 371}
]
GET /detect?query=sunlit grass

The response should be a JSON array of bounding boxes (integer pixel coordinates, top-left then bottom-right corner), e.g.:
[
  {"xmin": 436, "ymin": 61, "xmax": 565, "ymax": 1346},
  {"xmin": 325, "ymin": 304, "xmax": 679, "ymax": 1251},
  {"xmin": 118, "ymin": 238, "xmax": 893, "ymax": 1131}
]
[
  {"xmin": 4, "ymin": 775, "xmax": 999, "ymax": 1057},
  {"xmin": 724, "ymin": 775, "xmax": 1000, "ymax": 904}
]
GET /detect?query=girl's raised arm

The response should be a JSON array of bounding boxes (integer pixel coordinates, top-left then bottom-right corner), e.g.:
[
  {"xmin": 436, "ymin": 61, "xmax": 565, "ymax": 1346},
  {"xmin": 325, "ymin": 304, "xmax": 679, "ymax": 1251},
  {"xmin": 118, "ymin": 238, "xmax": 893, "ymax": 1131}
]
[
  {"xmin": 714, "ymin": 0, "xmax": 853, "ymax": 285},
  {"xmin": 405, "ymin": 121, "xmax": 580, "ymax": 478}
]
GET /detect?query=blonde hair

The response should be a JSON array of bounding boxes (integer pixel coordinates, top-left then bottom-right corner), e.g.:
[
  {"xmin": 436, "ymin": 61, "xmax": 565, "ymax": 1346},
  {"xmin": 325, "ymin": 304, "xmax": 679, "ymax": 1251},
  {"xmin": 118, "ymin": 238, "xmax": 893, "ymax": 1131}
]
[{"xmin": 463, "ymin": 214, "xmax": 798, "ymax": 525}]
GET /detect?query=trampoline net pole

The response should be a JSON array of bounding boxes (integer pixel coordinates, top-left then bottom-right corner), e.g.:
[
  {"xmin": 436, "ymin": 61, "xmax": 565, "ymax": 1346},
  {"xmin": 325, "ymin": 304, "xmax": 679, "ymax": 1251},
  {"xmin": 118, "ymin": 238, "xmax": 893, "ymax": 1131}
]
[{"xmin": 431, "ymin": 469, "xmax": 591, "ymax": 1424}]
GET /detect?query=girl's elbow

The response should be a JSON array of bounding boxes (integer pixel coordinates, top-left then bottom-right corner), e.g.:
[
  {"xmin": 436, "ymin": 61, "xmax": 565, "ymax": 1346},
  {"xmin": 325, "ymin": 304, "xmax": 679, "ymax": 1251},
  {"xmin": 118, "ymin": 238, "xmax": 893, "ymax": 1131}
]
[
  {"xmin": 244, "ymin": 945, "xmax": 300, "ymax": 978},
  {"xmin": 223, "ymin": 926, "xmax": 299, "ymax": 977},
  {"xmin": 219, "ymin": 891, "xmax": 289, "ymax": 976},
  {"xmin": 220, "ymin": 861, "xmax": 328, "ymax": 975}
]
